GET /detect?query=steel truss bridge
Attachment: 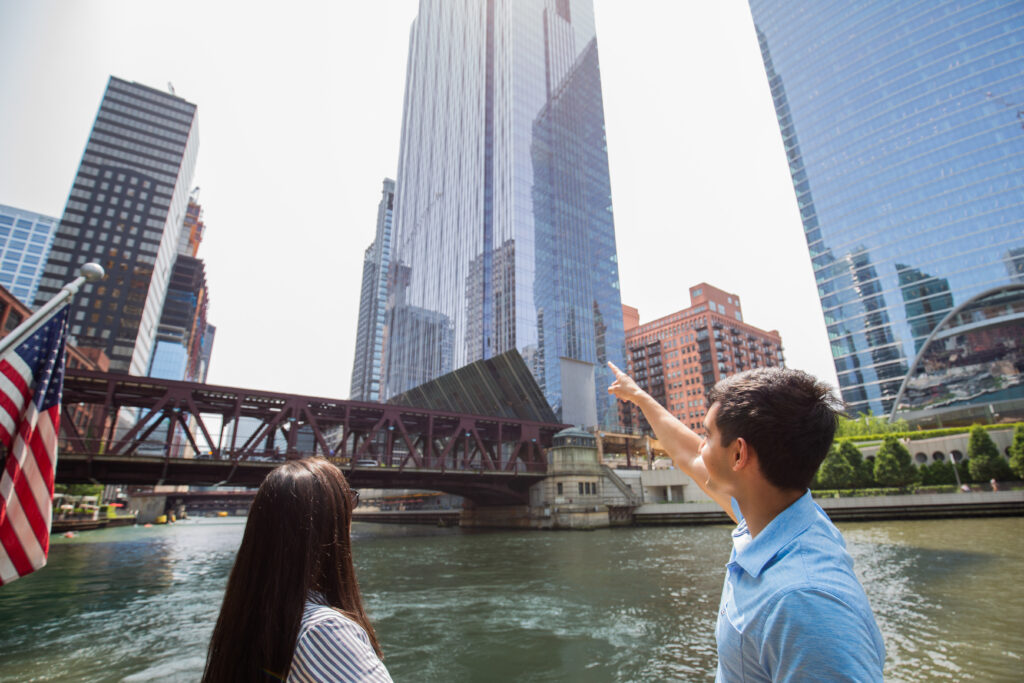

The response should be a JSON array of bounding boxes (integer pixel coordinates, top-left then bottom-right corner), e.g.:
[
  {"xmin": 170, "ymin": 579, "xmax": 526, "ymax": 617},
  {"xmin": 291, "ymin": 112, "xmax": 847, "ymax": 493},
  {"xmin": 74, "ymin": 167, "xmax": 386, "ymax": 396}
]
[{"xmin": 57, "ymin": 370, "xmax": 567, "ymax": 504}]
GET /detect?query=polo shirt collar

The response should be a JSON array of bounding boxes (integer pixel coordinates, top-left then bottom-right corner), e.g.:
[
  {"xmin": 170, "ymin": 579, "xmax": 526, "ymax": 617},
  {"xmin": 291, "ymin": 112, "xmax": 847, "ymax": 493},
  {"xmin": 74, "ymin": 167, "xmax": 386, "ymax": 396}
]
[{"xmin": 733, "ymin": 489, "xmax": 816, "ymax": 578}]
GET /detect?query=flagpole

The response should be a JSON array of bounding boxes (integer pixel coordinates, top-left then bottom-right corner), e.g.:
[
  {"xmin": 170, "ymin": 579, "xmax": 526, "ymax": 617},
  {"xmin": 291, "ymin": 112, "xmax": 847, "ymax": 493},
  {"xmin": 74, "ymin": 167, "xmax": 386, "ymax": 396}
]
[{"xmin": 0, "ymin": 263, "xmax": 105, "ymax": 358}]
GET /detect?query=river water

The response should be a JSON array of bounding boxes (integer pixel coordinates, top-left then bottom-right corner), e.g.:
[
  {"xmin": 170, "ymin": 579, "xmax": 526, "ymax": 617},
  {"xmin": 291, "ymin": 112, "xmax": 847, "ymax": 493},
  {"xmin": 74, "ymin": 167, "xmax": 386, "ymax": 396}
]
[{"xmin": 0, "ymin": 517, "xmax": 1021, "ymax": 682}]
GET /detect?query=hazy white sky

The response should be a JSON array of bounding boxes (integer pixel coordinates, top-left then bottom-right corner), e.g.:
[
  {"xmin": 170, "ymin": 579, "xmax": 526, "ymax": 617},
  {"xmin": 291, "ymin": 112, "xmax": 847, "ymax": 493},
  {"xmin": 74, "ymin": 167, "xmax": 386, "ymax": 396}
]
[{"xmin": 0, "ymin": 0, "xmax": 838, "ymax": 399}]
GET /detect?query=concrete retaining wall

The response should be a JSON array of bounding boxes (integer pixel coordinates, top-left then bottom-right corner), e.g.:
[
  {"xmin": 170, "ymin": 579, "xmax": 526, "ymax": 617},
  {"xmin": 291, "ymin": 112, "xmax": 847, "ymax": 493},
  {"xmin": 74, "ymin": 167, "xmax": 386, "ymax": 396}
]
[{"xmin": 634, "ymin": 490, "xmax": 1024, "ymax": 525}]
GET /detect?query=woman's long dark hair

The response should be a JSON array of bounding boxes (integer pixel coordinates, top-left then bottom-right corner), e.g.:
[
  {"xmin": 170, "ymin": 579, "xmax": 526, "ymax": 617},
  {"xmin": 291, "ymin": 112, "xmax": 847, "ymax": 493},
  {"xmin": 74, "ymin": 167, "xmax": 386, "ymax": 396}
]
[{"xmin": 202, "ymin": 458, "xmax": 382, "ymax": 682}]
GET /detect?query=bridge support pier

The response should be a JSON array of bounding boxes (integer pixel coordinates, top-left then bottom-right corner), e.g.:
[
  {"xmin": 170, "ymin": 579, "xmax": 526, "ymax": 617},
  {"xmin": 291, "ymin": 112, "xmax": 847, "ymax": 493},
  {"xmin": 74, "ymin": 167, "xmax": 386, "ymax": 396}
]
[{"xmin": 131, "ymin": 495, "xmax": 167, "ymax": 524}]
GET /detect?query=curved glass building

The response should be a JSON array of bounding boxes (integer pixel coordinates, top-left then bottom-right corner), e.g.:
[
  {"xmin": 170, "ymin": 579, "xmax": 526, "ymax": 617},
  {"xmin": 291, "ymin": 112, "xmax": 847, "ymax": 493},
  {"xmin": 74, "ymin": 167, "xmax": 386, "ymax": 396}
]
[
  {"xmin": 748, "ymin": 0, "xmax": 1024, "ymax": 416},
  {"xmin": 891, "ymin": 284, "xmax": 1024, "ymax": 426}
]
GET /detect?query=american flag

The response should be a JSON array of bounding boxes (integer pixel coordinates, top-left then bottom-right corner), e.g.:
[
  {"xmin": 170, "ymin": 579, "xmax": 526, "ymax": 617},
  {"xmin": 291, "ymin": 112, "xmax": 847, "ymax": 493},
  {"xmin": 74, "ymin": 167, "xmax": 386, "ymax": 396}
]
[{"xmin": 0, "ymin": 305, "xmax": 70, "ymax": 586}]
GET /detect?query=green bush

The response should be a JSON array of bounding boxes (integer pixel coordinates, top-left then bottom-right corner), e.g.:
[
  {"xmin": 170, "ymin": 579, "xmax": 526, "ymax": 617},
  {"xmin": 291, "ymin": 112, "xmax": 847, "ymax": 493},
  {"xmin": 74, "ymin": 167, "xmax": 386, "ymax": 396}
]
[
  {"xmin": 842, "ymin": 422, "xmax": 1023, "ymax": 444},
  {"xmin": 873, "ymin": 436, "xmax": 920, "ymax": 487},
  {"xmin": 967, "ymin": 425, "xmax": 1003, "ymax": 482},
  {"xmin": 836, "ymin": 412, "xmax": 910, "ymax": 438},
  {"xmin": 920, "ymin": 460, "xmax": 957, "ymax": 486},
  {"xmin": 1010, "ymin": 424, "xmax": 1024, "ymax": 480},
  {"xmin": 817, "ymin": 445, "xmax": 856, "ymax": 489},
  {"xmin": 837, "ymin": 440, "xmax": 874, "ymax": 488}
]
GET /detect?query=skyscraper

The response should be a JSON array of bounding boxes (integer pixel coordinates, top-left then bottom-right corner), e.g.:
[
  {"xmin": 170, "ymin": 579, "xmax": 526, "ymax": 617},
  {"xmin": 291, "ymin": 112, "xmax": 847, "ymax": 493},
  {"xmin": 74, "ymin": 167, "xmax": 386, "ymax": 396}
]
[
  {"xmin": 350, "ymin": 178, "xmax": 395, "ymax": 402},
  {"xmin": 749, "ymin": 0, "xmax": 1024, "ymax": 416},
  {"xmin": 0, "ymin": 204, "xmax": 59, "ymax": 306},
  {"xmin": 383, "ymin": 0, "xmax": 625, "ymax": 428},
  {"xmin": 36, "ymin": 76, "xmax": 199, "ymax": 375},
  {"xmin": 148, "ymin": 192, "xmax": 214, "ymax": 383}
]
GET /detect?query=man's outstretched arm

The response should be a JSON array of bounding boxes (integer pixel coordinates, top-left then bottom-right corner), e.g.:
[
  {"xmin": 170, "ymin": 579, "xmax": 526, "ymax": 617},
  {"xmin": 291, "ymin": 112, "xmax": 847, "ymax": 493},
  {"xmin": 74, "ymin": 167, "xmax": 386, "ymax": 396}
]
[{"xmin": 607, "ymin": 362, "xmax": 736, "ymax": 521}]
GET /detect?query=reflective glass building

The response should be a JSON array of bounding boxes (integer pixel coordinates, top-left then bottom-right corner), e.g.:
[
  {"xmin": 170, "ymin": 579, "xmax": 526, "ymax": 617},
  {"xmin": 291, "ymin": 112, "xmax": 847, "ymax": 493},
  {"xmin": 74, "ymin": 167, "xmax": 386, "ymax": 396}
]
[
  {"xmin": 350, "ymin": 179, "xmax": 395, "ymax": 402},
  {"xmin": 383, "ymin": 0, "xmax": 625, "ymax": 428},
  {"xmin": 891, "ymin": 284, "xmax": 1024, "ymax": 426},
  {"xmin": 0, "ymin": 204, "xmax": 58, "ymax": 306},
  {"xmin": 749, "ymin": 0, "xmax": 1024, "ymax": 415}
]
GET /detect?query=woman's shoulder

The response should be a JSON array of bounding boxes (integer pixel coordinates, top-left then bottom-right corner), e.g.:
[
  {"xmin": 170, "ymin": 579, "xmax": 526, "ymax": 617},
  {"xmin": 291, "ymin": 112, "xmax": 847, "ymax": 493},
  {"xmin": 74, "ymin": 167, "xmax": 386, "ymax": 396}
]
[
  {"xmin": 299, "ymin": 602, "xmax": 370, "ymax": 643},
  {"xmin": 288, "ymin": 601, "xmax": 392, "ymax": 682}
]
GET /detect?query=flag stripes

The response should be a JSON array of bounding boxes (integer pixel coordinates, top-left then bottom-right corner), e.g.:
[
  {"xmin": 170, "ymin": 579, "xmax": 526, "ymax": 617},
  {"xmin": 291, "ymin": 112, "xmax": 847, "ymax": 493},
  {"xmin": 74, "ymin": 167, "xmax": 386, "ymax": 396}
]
[{"xmin": 0, "ymin": 306, "xmax": 69, "ymax": 586}]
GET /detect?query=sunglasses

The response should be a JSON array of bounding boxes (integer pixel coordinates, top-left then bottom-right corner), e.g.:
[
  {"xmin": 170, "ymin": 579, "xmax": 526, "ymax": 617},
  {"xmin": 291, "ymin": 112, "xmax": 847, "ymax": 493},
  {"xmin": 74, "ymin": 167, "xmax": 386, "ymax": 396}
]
[{"xmin": 348, "ymin": 488, "xmax": 360, "ymax": 508}]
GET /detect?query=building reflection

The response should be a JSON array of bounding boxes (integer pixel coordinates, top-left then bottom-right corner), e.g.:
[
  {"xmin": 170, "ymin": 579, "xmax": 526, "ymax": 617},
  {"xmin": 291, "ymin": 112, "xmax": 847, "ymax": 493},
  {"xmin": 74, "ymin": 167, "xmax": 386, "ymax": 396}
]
[{"xmin": 892, "ymin": 284, "xmax": 1024, "ymax": 426}]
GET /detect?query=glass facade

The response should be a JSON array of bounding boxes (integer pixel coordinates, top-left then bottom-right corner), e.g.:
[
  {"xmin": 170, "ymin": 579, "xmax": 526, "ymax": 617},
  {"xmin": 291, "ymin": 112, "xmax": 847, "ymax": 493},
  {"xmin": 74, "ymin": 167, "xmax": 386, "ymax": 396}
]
[
  {"xmin": 147, "ymin": 254, "xmax": 211, "ymax": 382},
  {"xmin": 37, "ymin": 76, "xmax": 199, "ymax": 375},
  {"xmin": 0, "ymin": 205, "xmax": 58, "ymax": 306},
  {"xmin": 350, "ymin": 179, "xmax": 395, "ymax": 402},
  {"xmin": 384, "ymin": 0, "xmax": 625, "ymax": 428},
  {"xmin": 749, "ymin": 0, "xmax": 1024, "ymax": 415},
  {"xmin": 892, "ymin": 284, "xmax": 1024, "ymax": 426}
]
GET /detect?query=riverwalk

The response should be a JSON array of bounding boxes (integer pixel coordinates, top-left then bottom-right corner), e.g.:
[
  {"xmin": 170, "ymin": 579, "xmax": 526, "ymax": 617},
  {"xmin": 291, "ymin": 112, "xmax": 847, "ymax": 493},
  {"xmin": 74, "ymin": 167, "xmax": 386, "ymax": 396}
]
[
  {"xmin": 351, "ymin": 489, "xmax": 1024, "ymax": 527},
  {"xmin": 634, "ymin": 489, "xmax": 1024, "ymax": 525}
]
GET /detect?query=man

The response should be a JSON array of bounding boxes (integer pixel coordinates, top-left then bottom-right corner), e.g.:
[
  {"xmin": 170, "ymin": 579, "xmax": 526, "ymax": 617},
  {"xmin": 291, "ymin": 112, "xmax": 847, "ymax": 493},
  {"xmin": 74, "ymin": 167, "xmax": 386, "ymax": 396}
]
[{"xmin": 607, "ymin": 362, "xmax": 884, "ymax": 681}]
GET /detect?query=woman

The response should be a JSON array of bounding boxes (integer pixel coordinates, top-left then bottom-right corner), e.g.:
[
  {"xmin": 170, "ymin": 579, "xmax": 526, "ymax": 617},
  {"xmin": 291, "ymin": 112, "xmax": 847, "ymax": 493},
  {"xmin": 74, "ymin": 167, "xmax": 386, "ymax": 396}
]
[{"xmin": 203, "ymin": 458, "xmax": 391, "ymax": 682}]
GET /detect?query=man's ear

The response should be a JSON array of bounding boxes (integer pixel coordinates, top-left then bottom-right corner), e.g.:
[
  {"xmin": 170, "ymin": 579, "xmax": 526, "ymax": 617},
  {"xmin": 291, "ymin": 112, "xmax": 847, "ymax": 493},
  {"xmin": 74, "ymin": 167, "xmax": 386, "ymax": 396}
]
[{"xmin": 732, "ymin": 437, "xmax": 754, "ymax": 472}]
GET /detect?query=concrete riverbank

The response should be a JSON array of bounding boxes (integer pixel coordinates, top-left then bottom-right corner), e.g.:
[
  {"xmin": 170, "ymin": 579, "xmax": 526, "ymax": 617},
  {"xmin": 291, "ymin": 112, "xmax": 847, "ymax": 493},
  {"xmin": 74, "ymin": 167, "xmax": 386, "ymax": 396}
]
[
  {"xmin": 634, "ymin": 489, "xmax": 1024, "ymax": 525},
  {"xmin": 351, "ymin": 490, "xmax": 1024, "ymax": 527}
]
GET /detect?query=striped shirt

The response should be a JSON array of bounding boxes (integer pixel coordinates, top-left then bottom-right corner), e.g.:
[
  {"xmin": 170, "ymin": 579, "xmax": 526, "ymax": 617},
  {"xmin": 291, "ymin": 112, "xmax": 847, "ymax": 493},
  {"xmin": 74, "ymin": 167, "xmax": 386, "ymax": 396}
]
[{"xmin": 287, "ymin": 596, "xmax": 392, "ymax": 682}]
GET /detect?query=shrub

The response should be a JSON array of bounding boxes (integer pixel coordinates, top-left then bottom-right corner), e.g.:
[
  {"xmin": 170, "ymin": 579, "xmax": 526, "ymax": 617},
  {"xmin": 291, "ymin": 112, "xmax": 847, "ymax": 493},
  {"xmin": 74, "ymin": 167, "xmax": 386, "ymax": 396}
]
[
  {"xmin": 836, "ymin": 412, "xmax": 910, "ymax": 438},
  {"xmin": 873, "ymin": 436, "xmax": 920, "ymax": 487},
  {"xmin": 843, "ymin": 422, "xmax": 1024, "ymax": 444},
  {"xmin": 1010, "ymin": 424, "xmax": 1024, "ymax": 480},
  {"xmin": 817, "ymin": 445, "xmax": 856, "ymax": 489},
  {"xmin": 967, "ymin": 425, "xmax": 1003, "ymax": 482},
  {"xmin": 920, "ymin": 461, "xmax": 957, "ymax": 486},
  {"xmin": 838, "ymin": 440, "xmax": 874, "ymax": 488}
]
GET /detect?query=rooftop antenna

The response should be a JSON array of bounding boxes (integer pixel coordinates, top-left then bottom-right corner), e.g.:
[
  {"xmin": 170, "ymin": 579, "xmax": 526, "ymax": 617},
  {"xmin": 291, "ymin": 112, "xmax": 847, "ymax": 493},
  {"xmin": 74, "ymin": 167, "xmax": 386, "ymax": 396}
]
[{"xmin": 168, "ymin": 82, "xmax": 176, "ymax": 95}]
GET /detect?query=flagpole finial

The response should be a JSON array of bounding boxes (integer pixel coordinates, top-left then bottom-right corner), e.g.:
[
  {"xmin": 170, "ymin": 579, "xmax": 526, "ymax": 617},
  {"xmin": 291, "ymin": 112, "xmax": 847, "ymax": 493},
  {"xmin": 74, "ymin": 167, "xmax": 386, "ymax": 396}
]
[{"xmin": 79, "ymin": 263, "xmax": 105, "ymax": 282}]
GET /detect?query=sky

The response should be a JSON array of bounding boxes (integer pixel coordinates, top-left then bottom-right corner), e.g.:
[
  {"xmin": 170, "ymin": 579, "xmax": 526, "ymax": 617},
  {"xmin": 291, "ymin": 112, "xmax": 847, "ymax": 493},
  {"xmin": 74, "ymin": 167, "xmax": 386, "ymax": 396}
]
[{"xmin": 0, "ymin": 0, "xmax": 838, "ymax": 400}]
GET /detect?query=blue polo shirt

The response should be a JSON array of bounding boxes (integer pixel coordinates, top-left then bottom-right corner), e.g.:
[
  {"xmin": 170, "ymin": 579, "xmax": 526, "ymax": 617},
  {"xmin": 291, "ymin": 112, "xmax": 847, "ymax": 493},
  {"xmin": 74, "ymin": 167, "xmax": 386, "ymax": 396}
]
[{"xmin": 715, "ymin": 491, "xmax": 885, "ymax": 682}]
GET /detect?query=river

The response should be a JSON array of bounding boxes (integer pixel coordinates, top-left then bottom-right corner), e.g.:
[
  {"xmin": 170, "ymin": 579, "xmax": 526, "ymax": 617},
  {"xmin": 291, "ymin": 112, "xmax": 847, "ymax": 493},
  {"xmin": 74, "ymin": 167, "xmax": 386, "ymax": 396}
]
[{"xmin": 0, "ymin": 517, "xmax": 1021, "ymax": 681}]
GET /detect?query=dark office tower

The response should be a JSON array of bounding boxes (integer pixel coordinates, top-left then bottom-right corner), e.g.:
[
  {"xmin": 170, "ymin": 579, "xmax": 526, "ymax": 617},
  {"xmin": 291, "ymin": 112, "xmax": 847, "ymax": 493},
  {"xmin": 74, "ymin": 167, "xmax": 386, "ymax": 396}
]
[
  {"xmin": 350, "ymin": 179, "xmax": 395, "ymax": 402},
  {"xmin": 36, "ymin": 76, "xmax": 199, "ymax": 375},
  {"xmin": 383, "ymin": 0, "xmax": 625, "ymax": 429},
  {"xmin": 749, "ymin": 1, "xmax": 1024, "ymax": 416}
]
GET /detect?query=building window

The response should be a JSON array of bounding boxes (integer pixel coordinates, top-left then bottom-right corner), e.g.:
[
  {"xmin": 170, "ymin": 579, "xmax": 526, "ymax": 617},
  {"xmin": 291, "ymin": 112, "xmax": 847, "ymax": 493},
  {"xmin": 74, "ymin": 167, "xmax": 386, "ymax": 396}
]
[{"xmin": 556, "ymin": 482, "xmax": 563, "ymax": 495}]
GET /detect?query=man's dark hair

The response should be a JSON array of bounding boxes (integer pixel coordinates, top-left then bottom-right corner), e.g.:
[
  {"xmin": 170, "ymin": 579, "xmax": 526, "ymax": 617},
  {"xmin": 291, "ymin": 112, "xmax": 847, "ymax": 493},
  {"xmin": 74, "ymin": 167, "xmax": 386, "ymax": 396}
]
[{"xmin": 706, "ymin": 367, "xmax": 842, "ymax": 491}]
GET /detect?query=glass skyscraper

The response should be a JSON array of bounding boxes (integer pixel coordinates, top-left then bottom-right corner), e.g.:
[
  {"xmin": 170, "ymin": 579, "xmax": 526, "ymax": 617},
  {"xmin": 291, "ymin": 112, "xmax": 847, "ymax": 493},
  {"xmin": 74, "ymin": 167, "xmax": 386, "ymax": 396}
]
[
  {"xmin": 0, "ymin": 204, "xmax": 58, "ymax": 307},
  {"xmin": 148, "ymin": 193, "xmax": 214, "ymax": 383},
  {"xmin": 749, "ymin": 0, "xmax": 1024, "ymax": 416},
  {"xmin": 36, "ymin": 76, "xmax": 199, "ymax": 375},
  {"xmin": 383, "ymin": 0, "xmax": 625, "ymax": 428},
  {"xmin": 350, "ymin": 179, "xmax": 395, "ymax": 402}
]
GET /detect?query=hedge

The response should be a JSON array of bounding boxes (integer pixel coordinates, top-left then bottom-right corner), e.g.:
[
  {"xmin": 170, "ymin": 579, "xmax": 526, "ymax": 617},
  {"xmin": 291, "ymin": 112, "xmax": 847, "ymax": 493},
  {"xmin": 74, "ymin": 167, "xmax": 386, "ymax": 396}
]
[{"xmin": 840, "ymin": 422, "xmax": 1023, "ymax": 444}]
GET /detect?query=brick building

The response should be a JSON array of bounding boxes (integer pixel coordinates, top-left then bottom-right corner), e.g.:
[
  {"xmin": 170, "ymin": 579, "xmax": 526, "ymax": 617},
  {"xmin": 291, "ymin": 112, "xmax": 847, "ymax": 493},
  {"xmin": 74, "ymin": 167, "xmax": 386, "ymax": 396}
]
[
  {"xmin": 0, "ymin": 284, "xmax": 111, "ymax": 445},
  {"xmin": 623, "ymin": 283, "xmax": 784, "ymax": 435}
]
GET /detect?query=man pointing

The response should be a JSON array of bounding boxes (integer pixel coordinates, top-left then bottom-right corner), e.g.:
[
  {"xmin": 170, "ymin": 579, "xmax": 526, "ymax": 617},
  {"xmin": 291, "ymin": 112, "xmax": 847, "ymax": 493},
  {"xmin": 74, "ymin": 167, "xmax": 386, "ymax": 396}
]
[{"xmin": 607, "ymin": 362, "xmax": 884, "ymax": 681}]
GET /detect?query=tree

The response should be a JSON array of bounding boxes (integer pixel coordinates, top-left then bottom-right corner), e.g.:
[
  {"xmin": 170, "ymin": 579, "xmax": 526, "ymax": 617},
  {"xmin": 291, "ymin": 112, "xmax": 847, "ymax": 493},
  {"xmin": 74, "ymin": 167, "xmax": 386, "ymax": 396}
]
[
  {"xmin": 967, "ymin": 425, "xmax": 1003, "ymax": 482},
  {"xmin": 838, "ymin": 441, "xmax": 874, "ymax": 488},
  {"xmin": 920, "ymin": 461, "xmax": 956, "ymax": 486},
  {"xmin": 817, "ymin": 445, "xmax": 856, "ymax": 489},
  {"xmin": 873, "ymin": 436, "xmax": 919, "ymax": 487},
  {"xmin": 54, "ymin": 483, "xmax": 104, "ymax": 498},
  {"xmin": 1009, "ymin": 424, "xmax": 1024, "ymax": 480}
]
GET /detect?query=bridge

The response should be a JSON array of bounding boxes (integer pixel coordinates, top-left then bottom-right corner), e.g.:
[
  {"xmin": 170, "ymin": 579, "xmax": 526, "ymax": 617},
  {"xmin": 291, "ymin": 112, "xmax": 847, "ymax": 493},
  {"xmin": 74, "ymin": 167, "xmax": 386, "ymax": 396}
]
[{"xmin": 56, "ymin": 370, "xmax": 567, "ymax": 504}]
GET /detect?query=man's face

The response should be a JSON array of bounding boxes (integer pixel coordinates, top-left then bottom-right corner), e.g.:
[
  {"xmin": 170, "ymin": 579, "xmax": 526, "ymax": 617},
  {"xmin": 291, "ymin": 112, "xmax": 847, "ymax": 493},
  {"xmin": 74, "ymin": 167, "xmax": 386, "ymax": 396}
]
[{"xmin": 697, "ymin": 403, "xmax": 736, "ymax": 493}]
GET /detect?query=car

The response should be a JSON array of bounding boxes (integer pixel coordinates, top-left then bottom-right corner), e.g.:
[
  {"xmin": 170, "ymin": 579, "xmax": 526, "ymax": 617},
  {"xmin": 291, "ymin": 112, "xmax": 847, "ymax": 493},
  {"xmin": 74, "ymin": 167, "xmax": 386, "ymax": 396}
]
[{"xmin": 355, "ymin": 459, "xmax": 378, "ymax": 467}]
